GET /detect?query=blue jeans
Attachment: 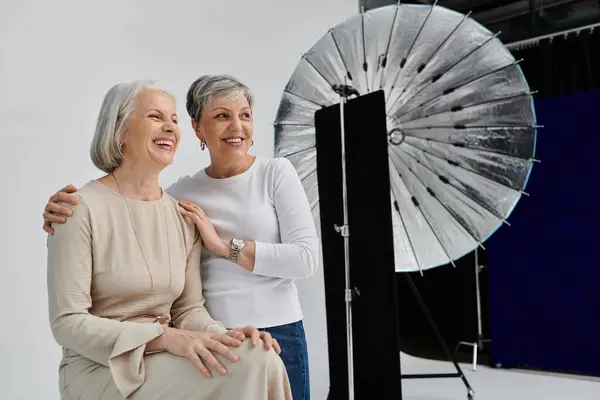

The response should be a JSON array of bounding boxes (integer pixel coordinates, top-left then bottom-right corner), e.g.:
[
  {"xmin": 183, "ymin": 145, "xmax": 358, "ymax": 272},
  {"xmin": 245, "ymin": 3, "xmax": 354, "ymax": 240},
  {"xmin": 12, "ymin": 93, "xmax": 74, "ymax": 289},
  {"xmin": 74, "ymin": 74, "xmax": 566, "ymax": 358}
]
[{"xmin": 261, "ymin": 320, "xmax": 310, "ymax": 400}]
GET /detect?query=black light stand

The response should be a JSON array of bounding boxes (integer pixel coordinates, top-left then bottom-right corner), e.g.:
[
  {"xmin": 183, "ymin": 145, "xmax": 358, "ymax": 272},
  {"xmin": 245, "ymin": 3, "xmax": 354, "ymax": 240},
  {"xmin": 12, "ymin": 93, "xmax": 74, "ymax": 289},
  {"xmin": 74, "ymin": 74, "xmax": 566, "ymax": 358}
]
[
  {"xmin": 315, "ymin": 88, "xmax": 476, "ymax": 400},
  {"xmin": 400, "ymin": 272, "xmax": 475, "ymax": 400},
  {"xmin": 315, "ymin": 89, "xmax": 403, "ymax": 400},
  {"xmin": 454, "ymin": 248, "xmax": 492, "ymax": 372}
]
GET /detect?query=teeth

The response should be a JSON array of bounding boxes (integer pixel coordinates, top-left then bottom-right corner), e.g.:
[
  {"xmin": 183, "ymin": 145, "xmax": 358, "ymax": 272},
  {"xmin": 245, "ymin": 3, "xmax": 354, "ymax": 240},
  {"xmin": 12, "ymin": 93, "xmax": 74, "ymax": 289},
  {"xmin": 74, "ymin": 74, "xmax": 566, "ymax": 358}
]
[
  {"xmin": 224, "ymin": 138, "xmax": 242, "ymax": 143},
  {"xmin": 154, "ymin": 140, "xmax": 173, "ymax": 146}
]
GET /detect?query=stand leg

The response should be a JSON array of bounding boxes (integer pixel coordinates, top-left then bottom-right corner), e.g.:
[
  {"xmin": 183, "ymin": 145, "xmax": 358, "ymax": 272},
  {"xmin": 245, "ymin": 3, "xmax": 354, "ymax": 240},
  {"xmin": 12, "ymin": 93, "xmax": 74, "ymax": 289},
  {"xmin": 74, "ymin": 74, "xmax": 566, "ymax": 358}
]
[
  {"xmin": 454, "ymin": 248, "xmax": 492, "ymax": 372},
  {"xmin": 401, "ymin": 273, "xmax": 475, "ymax": 399}
]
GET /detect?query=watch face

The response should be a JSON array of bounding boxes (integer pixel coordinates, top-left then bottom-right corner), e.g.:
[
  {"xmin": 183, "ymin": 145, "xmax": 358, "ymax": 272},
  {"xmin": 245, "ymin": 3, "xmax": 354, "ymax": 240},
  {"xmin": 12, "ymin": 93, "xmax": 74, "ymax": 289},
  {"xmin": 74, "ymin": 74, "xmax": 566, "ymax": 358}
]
[{"xmin": 232, "ymin": 238, "xmax": 245, "ymax": 248}]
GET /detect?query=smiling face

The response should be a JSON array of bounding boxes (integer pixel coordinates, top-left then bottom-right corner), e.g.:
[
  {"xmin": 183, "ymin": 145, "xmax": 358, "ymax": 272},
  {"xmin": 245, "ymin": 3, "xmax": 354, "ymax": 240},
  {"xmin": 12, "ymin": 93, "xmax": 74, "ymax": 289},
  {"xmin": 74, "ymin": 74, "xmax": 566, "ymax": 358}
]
[
  {"xmin": 121, "ymin": 88, "xmax": 180, "ymax": 170},
  {"xmin": 193, "ymin": 92, "xmax": 253, "ymax": 162}
]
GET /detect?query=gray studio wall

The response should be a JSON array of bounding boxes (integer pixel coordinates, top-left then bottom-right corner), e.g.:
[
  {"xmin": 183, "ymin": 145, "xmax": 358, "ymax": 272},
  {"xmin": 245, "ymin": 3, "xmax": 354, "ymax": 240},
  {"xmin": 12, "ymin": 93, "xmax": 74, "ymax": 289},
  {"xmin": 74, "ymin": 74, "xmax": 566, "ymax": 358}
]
[{"xmin": 0, "ymin": 1, "xmax": 357, "ymax": 398}]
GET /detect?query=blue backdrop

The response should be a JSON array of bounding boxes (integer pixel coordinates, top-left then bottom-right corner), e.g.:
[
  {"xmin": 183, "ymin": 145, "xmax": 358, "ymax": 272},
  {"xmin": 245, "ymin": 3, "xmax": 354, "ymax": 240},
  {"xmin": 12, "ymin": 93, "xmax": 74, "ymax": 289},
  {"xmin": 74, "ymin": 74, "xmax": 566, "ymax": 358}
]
[{"xmin": 487, "ymin": 89, "xmax": 600, "ymax": 376}]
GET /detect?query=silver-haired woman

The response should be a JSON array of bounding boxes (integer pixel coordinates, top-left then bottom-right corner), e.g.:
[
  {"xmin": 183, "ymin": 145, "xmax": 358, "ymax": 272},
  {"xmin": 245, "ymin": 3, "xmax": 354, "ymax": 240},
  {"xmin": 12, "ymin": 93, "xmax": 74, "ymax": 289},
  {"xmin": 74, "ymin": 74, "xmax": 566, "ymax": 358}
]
[
  {"xmin": 45, "ymin": 80, "xmax": 292, "ymax": 399},
  {"xmin": 43, "ymin": 75, "xmax": 319, "ymax": 400}
]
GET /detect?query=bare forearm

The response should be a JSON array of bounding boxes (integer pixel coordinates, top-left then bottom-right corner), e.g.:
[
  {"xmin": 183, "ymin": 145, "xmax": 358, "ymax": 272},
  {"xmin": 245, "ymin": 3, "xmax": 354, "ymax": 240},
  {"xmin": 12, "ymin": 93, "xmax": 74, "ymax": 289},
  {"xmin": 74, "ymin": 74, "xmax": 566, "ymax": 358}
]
[{"xmin": 236, "ymin": 240, "xmax": 256, "ymax": 272}]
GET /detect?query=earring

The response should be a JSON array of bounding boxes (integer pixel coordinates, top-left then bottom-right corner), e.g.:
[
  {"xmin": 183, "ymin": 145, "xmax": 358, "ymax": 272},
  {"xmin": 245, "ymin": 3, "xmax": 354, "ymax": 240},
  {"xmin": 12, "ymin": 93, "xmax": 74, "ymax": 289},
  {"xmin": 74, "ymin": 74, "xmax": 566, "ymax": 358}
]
[{"xmin": 200, "ymin": 140, "xmax": 206, "ymax": 150}]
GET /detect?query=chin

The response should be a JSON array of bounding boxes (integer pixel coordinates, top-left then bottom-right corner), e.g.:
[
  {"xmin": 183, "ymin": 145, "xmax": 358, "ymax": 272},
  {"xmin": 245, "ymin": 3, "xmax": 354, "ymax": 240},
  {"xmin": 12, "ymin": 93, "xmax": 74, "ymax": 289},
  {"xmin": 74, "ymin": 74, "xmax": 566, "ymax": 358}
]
[
  {"xmin": 223, "ymin": 145, "xmax": 250, "ymax": 154},
  {"xmin": 150, "ymin": 155, "xmax": 174, "ymax": 169}
]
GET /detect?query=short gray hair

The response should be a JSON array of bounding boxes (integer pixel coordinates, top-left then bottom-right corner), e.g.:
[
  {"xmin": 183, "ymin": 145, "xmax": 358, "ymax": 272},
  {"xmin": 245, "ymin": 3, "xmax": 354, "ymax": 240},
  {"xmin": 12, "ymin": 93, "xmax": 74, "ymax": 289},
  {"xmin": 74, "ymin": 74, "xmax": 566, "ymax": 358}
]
[
  {"xmin": 186, "ymin": 74, "xmax": 254, "ymax": 122},
  {"xmin": 90, "ymin": 80, "xmax": 173, "ymax": 173}
]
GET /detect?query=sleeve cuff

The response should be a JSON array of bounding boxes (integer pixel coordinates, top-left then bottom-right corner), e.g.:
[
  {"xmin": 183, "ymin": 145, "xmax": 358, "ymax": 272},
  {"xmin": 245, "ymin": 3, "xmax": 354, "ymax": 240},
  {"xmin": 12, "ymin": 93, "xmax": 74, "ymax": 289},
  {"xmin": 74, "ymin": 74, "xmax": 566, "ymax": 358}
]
[
  {"xmin": 204, "ymin": 324, "xmax": 228, "ymax": 335},
  {"xmin": 252, "ymin": 241, "xmax": 272, "ymax": 276},
  {"xmin": 178, "ymin": 314, "xmax": 228, "ymax": 334},
  {"xmin": 108, "ymin": 322, "xmax": 164, "ymax": 398}
]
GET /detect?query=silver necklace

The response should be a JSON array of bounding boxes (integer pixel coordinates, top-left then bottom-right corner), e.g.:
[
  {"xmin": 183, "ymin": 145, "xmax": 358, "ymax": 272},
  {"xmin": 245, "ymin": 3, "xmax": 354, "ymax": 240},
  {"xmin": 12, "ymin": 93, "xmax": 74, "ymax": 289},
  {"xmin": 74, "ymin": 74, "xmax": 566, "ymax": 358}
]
[{"xmin": 111, "ymin": 173, "xmax": 172, "ymax": 324}]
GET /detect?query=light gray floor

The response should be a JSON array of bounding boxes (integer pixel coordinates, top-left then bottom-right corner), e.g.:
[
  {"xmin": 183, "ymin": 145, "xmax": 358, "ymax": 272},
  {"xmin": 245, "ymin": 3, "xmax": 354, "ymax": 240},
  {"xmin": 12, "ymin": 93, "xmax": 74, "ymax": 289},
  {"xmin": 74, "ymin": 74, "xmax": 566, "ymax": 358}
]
[
  {"xmin": 311, "ymin": 352, "xmax": 600, "ymax": 399},
  {"xmin": 399, "ymin": 352, "xmax": 600, "ymax": 400}
]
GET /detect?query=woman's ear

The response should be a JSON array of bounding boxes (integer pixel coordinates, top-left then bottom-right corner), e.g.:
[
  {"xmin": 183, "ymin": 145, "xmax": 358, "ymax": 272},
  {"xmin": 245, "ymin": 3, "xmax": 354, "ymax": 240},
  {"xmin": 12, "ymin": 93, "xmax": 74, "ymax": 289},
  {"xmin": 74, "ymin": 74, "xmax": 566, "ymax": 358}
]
[
  {"xmin": 118, "ymin": 129, "xmax": 129, "ymax": 149},
  {"xmin": 191, "ymin": 120, "xmax": 203, "ymax": 141}
]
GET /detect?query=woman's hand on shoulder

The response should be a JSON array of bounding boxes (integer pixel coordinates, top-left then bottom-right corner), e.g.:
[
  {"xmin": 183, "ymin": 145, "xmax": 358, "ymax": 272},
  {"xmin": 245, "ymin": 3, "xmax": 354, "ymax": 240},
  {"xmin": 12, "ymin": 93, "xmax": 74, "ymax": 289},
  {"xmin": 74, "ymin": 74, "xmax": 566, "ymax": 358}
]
[
  {"xmin": 178, "ymin": 201, "xmax": 229, "ymax": 256},
  {"xmin": 43, "ymin": 184, "xmax": 80, "ymax": 235},
  {"xmin": 229, "ymin": 325, "xmax": 281, "ymax": 354}
]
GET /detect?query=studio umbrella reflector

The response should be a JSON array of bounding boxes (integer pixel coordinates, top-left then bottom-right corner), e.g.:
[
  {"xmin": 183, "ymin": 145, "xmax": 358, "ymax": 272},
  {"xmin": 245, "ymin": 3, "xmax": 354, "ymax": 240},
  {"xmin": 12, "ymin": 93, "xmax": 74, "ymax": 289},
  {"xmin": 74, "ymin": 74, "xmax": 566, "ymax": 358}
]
[{"xmin": 274, "ymin": 3, "xmax": 537, "ymax": 273}]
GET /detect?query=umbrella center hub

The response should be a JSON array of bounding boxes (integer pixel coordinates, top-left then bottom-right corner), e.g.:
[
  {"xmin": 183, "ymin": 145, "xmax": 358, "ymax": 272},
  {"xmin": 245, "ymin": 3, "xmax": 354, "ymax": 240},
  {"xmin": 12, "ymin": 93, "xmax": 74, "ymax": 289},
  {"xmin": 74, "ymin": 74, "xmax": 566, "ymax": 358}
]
[{"xmin": 388, "ymin": 128, "xmax": 405, "ymax": 146}]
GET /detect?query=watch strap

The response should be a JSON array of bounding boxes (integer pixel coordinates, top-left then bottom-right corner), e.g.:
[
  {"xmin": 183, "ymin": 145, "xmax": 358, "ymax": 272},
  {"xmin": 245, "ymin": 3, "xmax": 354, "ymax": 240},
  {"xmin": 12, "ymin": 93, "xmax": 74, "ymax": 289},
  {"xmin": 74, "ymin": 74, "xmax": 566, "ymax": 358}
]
[{"xmin": 228, "ymin": 238, "xmax": 245, "ymax": 262}]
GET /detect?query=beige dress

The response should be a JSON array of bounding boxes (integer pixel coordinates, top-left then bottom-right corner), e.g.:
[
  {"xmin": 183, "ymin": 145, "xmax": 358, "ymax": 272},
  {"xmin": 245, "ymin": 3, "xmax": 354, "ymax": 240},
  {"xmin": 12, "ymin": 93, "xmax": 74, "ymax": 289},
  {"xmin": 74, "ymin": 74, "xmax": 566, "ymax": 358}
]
[{"xmin": 46, "ymin": 180, "xmax": 292, "ymax": 400}]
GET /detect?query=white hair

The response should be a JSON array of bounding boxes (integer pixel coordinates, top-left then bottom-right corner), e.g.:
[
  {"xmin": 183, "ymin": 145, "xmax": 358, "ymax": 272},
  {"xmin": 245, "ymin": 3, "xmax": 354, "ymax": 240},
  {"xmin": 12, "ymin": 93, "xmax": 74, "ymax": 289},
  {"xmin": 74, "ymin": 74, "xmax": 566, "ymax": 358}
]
[
  {"xmin": 90, "ymin": 80, "xmax": 174, "ymax": 173},
  {"xmin": 185, "ymin": 74, "xmax": 254, "ymax": 122}
]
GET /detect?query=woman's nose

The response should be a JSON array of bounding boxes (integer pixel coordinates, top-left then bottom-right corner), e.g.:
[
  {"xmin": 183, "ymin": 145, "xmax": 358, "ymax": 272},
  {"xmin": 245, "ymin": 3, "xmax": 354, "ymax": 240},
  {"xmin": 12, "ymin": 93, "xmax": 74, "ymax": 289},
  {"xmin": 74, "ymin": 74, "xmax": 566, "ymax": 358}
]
[
  {"xmin": 163, "ymin": 121, "xmax": 175, "ymax": 132},
  {"xmin": 229, "ymin": 117, "xmax": 243, "ymax": 131}
]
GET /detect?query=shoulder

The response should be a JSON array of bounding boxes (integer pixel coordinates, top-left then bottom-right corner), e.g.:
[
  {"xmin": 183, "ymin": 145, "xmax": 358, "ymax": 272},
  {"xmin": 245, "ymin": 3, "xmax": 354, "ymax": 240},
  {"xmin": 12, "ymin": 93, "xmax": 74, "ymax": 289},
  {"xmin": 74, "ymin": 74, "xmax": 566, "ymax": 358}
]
[
  {"xmin": 75, "ymin": 180, "xmax": 107, "ymax": 202},
  {"xmin": 254, "ymin": 157, "xmax": 305, "ymax": 203},
  {"xmin": 256, "ymin": 156, "xmax": 298, "ymax": 179},
  {"xmin": 267, "ymin": 157, "xmax": 302, "ymax": 189},
  {"xmin": 48, "ymin": 181, "xmax": 99, "ymax": 240},
  {"xmin": 258, "ymin": 156, "xmax": 292, "ymax": 169},
  {"xmin": 165, "ymin": 170, "xmax": 206, "ymax": 201},
  {"xmin": 162, "ymin": 191, "xmax": 201, "ymax": 246},
  {"xmin": 65, "ymin": 179, "xmax": 131, "ymax": 218},
  {"xmin": 54, "ymin": 179, "xmax": 128, "ymax": 224},
  {"xmin": 57, "ymin": 180, "xmax": 104, "ymax": 218}
]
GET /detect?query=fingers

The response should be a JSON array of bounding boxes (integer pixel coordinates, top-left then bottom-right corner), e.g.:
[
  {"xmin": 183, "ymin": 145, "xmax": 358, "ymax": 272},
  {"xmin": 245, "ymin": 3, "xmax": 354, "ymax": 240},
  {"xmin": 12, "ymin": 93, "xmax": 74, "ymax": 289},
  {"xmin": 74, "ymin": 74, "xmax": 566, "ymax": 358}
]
[
  {"xmin": 178, "ymin": 208, "xmax": 198, "ymax": 221},
  {"xmin": 206, "ymin": 338, "xmax": 240, "ymax": 363},
  {"xmin": 236, "ymin": 325, "xmax": 260, "ymax": 347},
  {"xmin": 226, "ymin": 330, "xmax": 246, "ymax": 342},
  {"xmin": 43, "ymin": 192, "xmax": 78, "ymax": 234},
  {"xmin": 247, "ymin": 326, "xmax": 260, "ymax": 348},
  {"xmin": 45, "ymin": 201, "xmax": 73, "ymax": 219},
  {"xmin": 179, "ymin": 207, "xmax": 203, "ymax": 225},
  {"xmin": 259, "ymin": 331, "xmax": 274, "ymax": 351},
  {"xmin": 43, "ymin": 222, "xmax": 54, "ymax": 235},
  {"xmin": 186, "ymin": 350, "xmax": 212, "ymax": 378},
  {"xmin": 43, "ymin": 211, "xmax": 67, "ymax": 224},
  {"xmin": 272, "ymin": 338, "xmax": 281, "ymax": 354},
  {"xmin": 181, "ymin": 201, "xmax": 203, "ymax": 213},
  {"xmin": 217, "ymin": 333, "xmax": 243, "ymax": 348},
  {"xmin": 178, "ymin": 201, "xmax": 206, "ymax": 217},
  {"xmin": 195, "ymin": 343, "xmax": 229, "ymax": 376},
  {"xmin": 61, "ymin": 184, "xmax": 78, "ymax": 194},
  {"xmin": 50, "ymin": 191, "xmax": 80, "ymax": 206},
  {"xmin": 235, "ymin": 326, "xmax": 277, "ymax": 352}
]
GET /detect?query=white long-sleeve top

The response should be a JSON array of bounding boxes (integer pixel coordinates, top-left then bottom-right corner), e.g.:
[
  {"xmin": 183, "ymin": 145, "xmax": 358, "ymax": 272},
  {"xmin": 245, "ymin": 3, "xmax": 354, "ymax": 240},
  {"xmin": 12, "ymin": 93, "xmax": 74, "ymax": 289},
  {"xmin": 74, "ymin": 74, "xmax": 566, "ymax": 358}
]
[{"xmin": 167, "ymin": 156, "xmax": 319, "ymax": 329}]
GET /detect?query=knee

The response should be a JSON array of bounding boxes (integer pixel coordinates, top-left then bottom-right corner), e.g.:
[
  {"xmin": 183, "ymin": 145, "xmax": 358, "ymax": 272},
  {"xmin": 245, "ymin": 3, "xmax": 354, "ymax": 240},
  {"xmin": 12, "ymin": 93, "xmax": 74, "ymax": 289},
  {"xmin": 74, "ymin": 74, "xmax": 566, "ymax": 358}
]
[
  {"xmin": 240, "ymin": 340, "xmax": 285, "ymax": 372},
  {"xmin": 260, "ymin": 347, "xmax": 285, "ymax": 372}
]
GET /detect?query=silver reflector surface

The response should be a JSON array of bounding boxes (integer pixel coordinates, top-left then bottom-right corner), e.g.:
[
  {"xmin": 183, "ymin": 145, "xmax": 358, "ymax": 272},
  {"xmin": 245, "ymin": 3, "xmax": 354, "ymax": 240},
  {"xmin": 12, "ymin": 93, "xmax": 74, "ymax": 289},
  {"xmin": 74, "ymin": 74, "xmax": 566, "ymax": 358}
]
[{"xmin": 274, "ymin": 4, "xmax": 537, "ymax": 273}]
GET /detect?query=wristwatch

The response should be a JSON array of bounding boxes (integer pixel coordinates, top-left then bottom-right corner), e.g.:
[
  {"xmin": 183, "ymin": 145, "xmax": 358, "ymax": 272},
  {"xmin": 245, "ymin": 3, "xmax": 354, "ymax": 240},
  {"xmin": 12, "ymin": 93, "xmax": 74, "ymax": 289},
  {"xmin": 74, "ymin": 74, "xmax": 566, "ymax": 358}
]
[{"xmin": 229, "ymin": 238, "xmax": 246, "ymax": 263}]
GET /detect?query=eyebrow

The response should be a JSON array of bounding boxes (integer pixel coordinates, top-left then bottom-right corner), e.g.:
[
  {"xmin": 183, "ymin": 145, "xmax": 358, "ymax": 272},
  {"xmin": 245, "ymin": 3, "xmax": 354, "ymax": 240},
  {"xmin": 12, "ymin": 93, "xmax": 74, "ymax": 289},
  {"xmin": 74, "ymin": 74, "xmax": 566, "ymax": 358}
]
[{"xmin": 212, "ymin": 107, "xmax": 251, "ymax": 112}]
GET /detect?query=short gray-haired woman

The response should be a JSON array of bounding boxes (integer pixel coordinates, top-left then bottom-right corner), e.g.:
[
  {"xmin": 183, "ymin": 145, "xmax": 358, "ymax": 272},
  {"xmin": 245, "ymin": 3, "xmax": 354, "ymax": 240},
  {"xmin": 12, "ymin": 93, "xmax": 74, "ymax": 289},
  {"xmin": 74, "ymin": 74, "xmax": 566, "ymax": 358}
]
[
  {"xmin": 43, "ymin": 74, "xmax": 319, "ymax": 400},
  {"xmin": 44, "ymin": 79, "xmax": 292, "ymax": 400}
]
